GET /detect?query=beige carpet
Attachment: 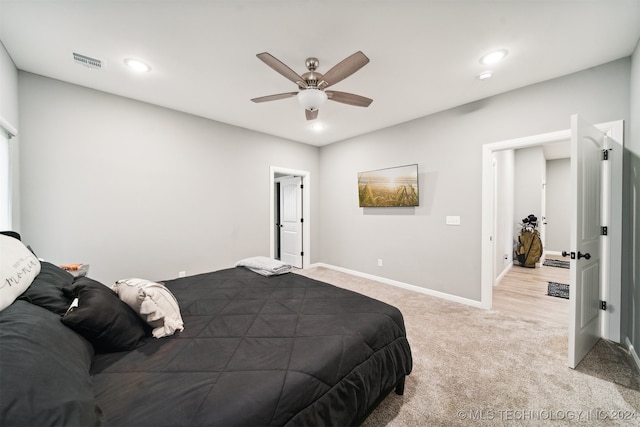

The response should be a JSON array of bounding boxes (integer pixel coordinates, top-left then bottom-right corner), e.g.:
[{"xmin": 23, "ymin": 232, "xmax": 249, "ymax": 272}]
[{"xmin": 295, "ymin": 267, "xmax": 640, "ymax": 426}]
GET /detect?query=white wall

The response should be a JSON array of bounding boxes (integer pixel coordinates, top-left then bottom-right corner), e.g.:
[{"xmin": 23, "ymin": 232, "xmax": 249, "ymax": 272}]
[
  {"xmin": 18, "ymin": 73, "xmax": 319, "ymax": 284},
  {"xmin": 318, "ymin": 58, "xmax": 631, "ymax": 301},
  {"xmin": 514, "ymin": 146, "xmax": 545, "ymax": 241},
  {"xmin": 12, "ymin": 53, "xmax": 635, "ymax": 319},
  {"xmin": 493, "ymin": 149, "xmax": 514, "ymax": 279},
  {"xmin": 545, "ymin": 158, "xmax": 570, "ymax": 253}
]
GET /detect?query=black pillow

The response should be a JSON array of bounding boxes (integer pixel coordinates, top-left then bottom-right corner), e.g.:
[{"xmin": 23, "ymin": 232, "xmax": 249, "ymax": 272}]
[
  {"xmin": 18, "ymin": 261, "xmax": 74, "ymax": 315},
  {"xmin": 0, "ymin": 300, "xmax": 104, "ymax": 426},
  {"xmin": 62, "ymin": 277, "xmax": 149, "ymax": 353}
]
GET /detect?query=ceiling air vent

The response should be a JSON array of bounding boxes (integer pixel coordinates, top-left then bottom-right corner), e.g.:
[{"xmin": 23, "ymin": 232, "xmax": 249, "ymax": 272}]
[{"xmin": 73, "ymin": 52, "xmax": 103, "ymax": 70}]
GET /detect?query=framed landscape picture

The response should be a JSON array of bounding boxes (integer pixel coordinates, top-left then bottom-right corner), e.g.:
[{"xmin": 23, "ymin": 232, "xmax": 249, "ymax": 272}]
[{"xmin": 358, "ymin": 164, "xmax": 419, "ymax": 207}]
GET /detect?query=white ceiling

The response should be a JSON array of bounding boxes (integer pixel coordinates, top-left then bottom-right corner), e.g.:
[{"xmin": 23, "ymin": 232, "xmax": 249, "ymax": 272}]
[{"xmin": 1, "ymin": 0, "xmax": 639, "ymax": 146}]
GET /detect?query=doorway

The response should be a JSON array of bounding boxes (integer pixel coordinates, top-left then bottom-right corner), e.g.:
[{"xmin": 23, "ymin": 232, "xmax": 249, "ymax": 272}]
[
  {"xmin": 275, "ymin": 175, "xmax": 303, "ymax": 267},
  {"xmin": 492, "ymin": 144, "xmax": 571, "ymax": 325},
  {"xmin": 481, "ymin": 120, "xmax": 623, "ymax": 343},
  {"xmin": 269, "ymin": 166, "xmax": 311, "ymax": 269}
]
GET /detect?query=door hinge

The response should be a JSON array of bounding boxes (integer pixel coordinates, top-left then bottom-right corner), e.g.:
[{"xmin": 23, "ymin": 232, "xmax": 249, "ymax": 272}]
[
  {"xmin": 601, "ymin": 226, "xmax": 608, "ymax": 236},
  {"xmin": 300, "ymin": 218, "xmax": 304, "ymax": 223},
  {"xmin": 600, "ymin": 300, "xmax": 607, "ymax": 311},
  {"xmin": 300, "ymin": 184, "xmax": 304, "ymax": 189},
  {"xmin": 602, "ymin": 149, "xmax": 609, "ymax": 161},
  {"xmin": 300, "ymin": 251, "xmax": 304, "ymax": 256}
]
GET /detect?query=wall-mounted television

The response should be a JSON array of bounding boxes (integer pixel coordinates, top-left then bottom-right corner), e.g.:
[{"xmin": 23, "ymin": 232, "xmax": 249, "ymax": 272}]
[{"xmin": 358, "ymin": 164, "xmax": 419, "ymax": 207}]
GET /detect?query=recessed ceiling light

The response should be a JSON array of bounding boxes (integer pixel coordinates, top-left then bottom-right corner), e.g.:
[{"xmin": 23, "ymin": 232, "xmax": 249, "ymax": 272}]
[
  {"xmin": 311, "ymin": 122, "xmax": 325, "ymax": 131},
  {"xmin": 124, "ymin": 58, "xmax": 151, "ymax": 73},
  {"xmin": 478, "ymin": 71, "xmax": 493, "ymax": 80},
  {"xmin": 480, "ymin": 49, "xmax": 508, "ymax": 65}
]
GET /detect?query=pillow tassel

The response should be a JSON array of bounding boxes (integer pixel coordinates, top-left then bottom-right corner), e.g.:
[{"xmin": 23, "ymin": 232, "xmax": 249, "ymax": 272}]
[{"xmin": 152, "ymin": 317, "xmax": 184, "ymax": 339}]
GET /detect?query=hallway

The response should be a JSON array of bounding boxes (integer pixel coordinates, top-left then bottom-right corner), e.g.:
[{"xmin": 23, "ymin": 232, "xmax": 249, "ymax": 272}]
[{"xmin": 493, "ymin": 256, "xmax": 570, "ymax": 325}]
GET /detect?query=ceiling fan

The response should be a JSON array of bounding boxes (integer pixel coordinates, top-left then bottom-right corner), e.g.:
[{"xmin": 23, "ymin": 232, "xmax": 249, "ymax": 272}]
[{"xmin": 251, "ymin": 51, "xmax": 373, "ymax": 120}]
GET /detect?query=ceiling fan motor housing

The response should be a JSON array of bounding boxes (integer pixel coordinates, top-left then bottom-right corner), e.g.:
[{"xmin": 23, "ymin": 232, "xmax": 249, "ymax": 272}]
[
  {"xmin": 305, "ymin": 57, "xmax": 319, "ymax": 71},
  {"xmin": 301, "ymin": 58, "xmax": 322, "ymax": 89},
  {"xmin": 299, "ymin": 58, "xmax": 326, "ymax": 110}
]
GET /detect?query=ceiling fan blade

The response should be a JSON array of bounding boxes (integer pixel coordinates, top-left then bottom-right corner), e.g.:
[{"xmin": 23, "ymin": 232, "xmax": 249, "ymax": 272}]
[
  {"xmin": 305, "ymin": 109, "xmax": 319, "ymax": 121},
  {"xmin": 251, "ymin": 92, "xmax": 298, "ymax": 103},
  {"xmin": 317, "ymin": 51, "xmax": 369, "ymax": 89},
  {"xmin": 326, "ymin": 91, "xmax": 373, "ymax": 107},
  {"xmin": 256, "ymin": 53, "xmax": 308, "ymax": 89}
]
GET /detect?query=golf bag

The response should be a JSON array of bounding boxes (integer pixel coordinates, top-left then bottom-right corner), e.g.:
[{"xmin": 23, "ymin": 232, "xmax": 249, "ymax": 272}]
[{"xmin": 516, "ymin": 214, "xmax": 542, "ymax": 268}]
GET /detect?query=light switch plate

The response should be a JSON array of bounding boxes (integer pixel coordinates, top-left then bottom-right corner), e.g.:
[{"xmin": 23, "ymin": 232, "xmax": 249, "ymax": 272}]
[{"xmin": 446, "ymin": 215, "xmax": 461, "ymax": 226}]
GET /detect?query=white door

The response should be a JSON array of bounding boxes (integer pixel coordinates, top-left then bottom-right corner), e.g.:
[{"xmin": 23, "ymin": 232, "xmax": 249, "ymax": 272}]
[
  {"xmin": 279, "ymin": 176, "xmax": 303, "ymax": 268},
  {"xmin": 568, "ymin": 115, "xmax": 604, "ymax": 369}
]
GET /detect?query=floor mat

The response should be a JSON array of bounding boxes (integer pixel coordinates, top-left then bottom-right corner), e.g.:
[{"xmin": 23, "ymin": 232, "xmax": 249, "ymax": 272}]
[
  {"xmin": 547, "ymin": 282, "xmax": 569, "ymax": 299},
  {"xmin": 543, "ymin": 259, "xmax": 570, "ymax": 269}
]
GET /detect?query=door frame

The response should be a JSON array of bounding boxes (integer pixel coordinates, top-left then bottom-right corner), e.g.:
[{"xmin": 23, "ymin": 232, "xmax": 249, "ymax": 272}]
[
  {"xmin": 277, "ymin": 175, "xmax": 303, "ymax": 268},
  {"xmin": 269, "ymin": 166, "xmax": 311, "ymax": 269},
  {"xmin": 480, "ymin": 120, "xmax": 623, "ymax": 342}
]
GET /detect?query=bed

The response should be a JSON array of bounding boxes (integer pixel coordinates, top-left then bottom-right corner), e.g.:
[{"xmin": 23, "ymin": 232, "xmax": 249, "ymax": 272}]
[{"xmin": 0, "ymin": 235, "xmax": 413, "ymax": 426}]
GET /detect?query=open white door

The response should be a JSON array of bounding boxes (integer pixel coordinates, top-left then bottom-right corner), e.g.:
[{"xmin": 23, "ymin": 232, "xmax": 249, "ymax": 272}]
[
  {"xmin": 279, "ymin": 176, "xmax": 303, "ymax": 268},
  {"xmin": 568, "ymin": 115, "xmax": 605, "ymax": 369}
]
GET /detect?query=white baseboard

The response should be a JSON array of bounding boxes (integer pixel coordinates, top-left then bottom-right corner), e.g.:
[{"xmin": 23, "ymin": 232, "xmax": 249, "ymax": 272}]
[
  {"xmin": 495, "ymin": 262, "xmax": 513, "ymax": 285},
  {"xmin": 309, "ymin": 263, "xmax": 483, "ymax": 309},
  {"xmin": 545, "ymin": 250, "xmax": 562, "ymax": 255},
  {"xmin": 625, "ymin": 337, "xmax": 640, "ymax": 374}
]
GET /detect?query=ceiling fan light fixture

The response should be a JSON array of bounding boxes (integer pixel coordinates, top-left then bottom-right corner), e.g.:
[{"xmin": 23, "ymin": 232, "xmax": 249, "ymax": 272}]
[
  {"xmin": 297, "ymin": 89, "xmax": 327, "ymax": 111},
  {"xmin": 479, "ymin": 49, "xmax": 508, "ymax": 65}
]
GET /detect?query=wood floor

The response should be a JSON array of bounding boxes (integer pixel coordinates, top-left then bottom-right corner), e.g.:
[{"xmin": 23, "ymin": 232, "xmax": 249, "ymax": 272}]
[{"xmin": 493, "ymin": 255, "xmax": 570, "ymax": 326}]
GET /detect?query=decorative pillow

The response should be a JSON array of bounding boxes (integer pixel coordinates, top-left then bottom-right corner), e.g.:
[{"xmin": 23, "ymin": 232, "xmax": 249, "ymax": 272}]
[
  {"xmin": 62, "ymin": 277, "xmax": 148, "ymax": 353},
  {"xmin": 112, "ymin": 278, "xmax": 184, "ymax": 338},
  {"xmin": 0, "ymin": 234, "xmax": 41, "ymax": 311},
  {"xmin": 18, "ymin": 261, "xmax": 74, "ymax": 315}
]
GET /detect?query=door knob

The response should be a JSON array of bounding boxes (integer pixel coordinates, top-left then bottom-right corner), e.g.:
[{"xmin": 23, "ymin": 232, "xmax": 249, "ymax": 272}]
[{"xmin": 577, "ymin": 251, "xmax": 591, "ymax": 260}]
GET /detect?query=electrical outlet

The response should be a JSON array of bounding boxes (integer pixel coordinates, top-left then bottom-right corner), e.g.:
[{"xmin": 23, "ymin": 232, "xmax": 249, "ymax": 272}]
[
  {"xmin": 377, "ymin": 259, "xmax": 383, "ymax": 267},
  {"xmin": 178, "ymin": 271, "xmax": 186, "ymax": 278}
]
